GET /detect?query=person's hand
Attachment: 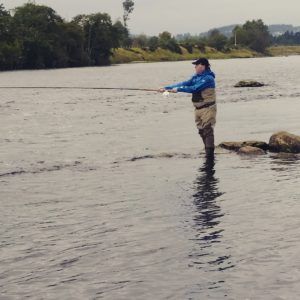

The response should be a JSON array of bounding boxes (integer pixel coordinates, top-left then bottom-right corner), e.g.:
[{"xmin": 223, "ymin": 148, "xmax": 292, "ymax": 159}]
[
  {"xmin": 169, "ymin": 88, "xmax": 178, "ymax": 93},
  {"xmin": 158, "ymin": 88, "xmax": 165, "ymax": 93}
]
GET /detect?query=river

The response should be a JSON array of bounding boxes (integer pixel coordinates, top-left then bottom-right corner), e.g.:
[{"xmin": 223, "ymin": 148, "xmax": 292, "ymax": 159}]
[{"xmin": 0, "ymin": 56, "xmax": 300, "ymax": 299}]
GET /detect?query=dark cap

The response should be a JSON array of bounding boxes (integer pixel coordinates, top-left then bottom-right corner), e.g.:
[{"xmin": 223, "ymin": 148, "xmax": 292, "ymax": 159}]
[{"xmin": 192, "ymin": 58, "xmax": 210, "ymax": 68}]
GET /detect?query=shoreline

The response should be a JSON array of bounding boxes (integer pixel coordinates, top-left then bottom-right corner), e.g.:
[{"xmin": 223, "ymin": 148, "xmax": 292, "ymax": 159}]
[
  {"xmin": 0, "ymin": 46, "xmax": 300, "ymax": 72},
  {"xmin": 110, "ymin": 45, "xmax": 300, "ymax": 65},
  {"xmin": 110, "ymin": 46, "xmax": 260, "ymax": 65}
]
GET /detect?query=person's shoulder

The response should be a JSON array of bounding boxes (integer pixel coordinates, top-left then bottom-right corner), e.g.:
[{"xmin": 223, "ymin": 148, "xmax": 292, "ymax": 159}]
[
  {"xmin": 205, "ymin": 73, "xmax": 215, "ymax": 81},
  {"xmin": 199, "ymin": 73, "xmax": 215, "ymax": 81}
]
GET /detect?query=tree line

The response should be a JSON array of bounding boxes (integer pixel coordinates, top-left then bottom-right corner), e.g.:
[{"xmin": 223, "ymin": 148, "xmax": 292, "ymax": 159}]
[
  {"xmin": 0, "ymin": 2, "xmax": 130, "ymax": 70},
  {"xmin": 0, "ymin": 2, "xmax": 299, "ymax": 71},
  {"xmin": 273, "ymin": 31, "xmax": 300, "ymax": 45}
]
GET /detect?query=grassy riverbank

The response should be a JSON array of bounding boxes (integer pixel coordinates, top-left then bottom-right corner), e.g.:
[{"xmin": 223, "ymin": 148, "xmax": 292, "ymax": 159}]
[
  {"xmin": 110, "ymin": 45, "xmax": 300, "ymax": 64},
  {"xmin": 267, "ymin": 45, "xmax": 300, "ymax": 56},
  {"xmin": 110, "ymin": 46, "xmax": 258, "ymax": 64}
]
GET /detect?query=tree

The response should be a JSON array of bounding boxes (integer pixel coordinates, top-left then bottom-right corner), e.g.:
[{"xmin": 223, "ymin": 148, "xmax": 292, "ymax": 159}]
[
  {"xmin": 12, "ymin": 3, "xmax": 67, "ymax": 68},
  {"xmin": 0, "ymin": 2, "xmax": 135, "ymax": 69},
  {"xmin": 232, "ymin": 25, "xmax": 248, "ymax": 46},
  {"xmin": 207, "ymin": 29, "xmax": 228, "ymax": 51},
  {"xmin": 158, "ymin": 31, "xmax": 181, "ymax": 54},
  {"xmin": 175, "ymin": 34, "xmax": 207, "ymax": 53},
  {"xmin": 243, "ymin": 20, "xmax": 271, "ymax": 52},
  {"xmin": 0, "ymin": 4, "xmax": 11, "ymax": 48},
  {"xmin": 148, "ymin": 36, "xmax": 159, "ymax": 52},
  {"xmin": 73, "ymin": 13, "xmax": 116, "ymax": 65},
  {"xmin": 232, "ymin": 20, "xmax": 271, "ymax": 53},
  {"xmin": 112, "ymin": 20, "xmax": 131, "ymax": 48},
  {"xmin": 58, "ymin": 22, "xmax": 88, "ymax": 67},
  {"xmin": 0, "ymin": 3, "xmax": 9, "ymax": 17},
  {"xmin": 0, "ymin": 4, "xmax": 22, "ymax": 69},
  {"xmin": 132, "ymin": 34, "xmax": 148, "ymax": 48},
  {"xmin": 273, "ymin": 31, "xmax": 300, "ymax": 45},
  {"xmin": 122, "ymin": 0, "xmax": 134, "ymax": 27}
]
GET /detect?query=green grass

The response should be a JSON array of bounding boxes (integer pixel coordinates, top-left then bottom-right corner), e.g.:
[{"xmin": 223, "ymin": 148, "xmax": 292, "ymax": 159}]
[
  {"xmin": 267, "ymin": 45, "xmax": 300, "ymax": 56},
  {"xmin": 110, "ymin": 46, "xmax": 259, "ymax": 64},
  {"xmin": 111, "ymin": 45, "xmax": 300, "ymax": 65}
]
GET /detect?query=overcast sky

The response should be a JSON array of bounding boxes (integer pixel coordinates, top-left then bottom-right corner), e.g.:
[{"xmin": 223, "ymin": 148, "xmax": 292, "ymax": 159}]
[{"xmin": 2, "ymin": 0, "xmax": 300, "ymax": 35}]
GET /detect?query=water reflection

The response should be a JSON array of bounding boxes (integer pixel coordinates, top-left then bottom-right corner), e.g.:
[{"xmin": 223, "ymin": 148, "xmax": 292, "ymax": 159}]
[
  {"xmin": 270, "ymin": 153, "xmax": 300, "ymax": 167},
  {"xmin": 269, "ymin": 153, "xmax": 300, "ymax": 181},
  {"xmin": 189, "ymin": 158, "xmax": 233, "ymax": 272}
]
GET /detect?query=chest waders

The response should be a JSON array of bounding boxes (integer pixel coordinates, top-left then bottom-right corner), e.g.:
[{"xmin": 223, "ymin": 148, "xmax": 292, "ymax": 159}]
[{"xmin": 192, "ymin": 88, "xmax": 216, "ymax": 158}]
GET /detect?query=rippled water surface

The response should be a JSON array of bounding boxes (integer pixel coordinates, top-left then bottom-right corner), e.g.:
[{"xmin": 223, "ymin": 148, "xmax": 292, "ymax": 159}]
[{"xmin": 1, "ymin": 56, "xmax": 300, "ymax": 299}]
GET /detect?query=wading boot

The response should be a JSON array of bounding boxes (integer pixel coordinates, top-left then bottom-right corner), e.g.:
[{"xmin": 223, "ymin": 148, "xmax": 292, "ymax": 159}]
[{"xmin": 205, "ymin": 147, "xmax": 215, "ymax": 160}]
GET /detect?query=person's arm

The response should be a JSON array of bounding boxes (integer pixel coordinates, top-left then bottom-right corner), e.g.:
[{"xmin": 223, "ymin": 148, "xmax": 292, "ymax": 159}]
[
  {"xmin": 164, "ymin": 77, "xmax": 193, "ymax": 90},
  {"xmin": 177, "ymin": 75, "xmax": 214, "ymax": 93}
]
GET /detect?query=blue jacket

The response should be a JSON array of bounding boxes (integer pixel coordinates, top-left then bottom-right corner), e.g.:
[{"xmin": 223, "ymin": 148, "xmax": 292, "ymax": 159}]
[{"xmin": 165, "ymin": 69, "xmax": 215, "ymax": 93}]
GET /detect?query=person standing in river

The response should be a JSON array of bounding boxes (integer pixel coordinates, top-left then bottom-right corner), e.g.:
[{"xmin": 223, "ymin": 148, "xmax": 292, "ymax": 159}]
[{"xmin": 160, "ymin": 58, "xmax": 216, "ymax": 158}]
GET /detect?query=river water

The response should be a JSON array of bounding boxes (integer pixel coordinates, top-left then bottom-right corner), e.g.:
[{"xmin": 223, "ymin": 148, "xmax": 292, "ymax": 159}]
[{"xmin": 0, "ymin": 56, "xmax": 300, "ymax": 299}]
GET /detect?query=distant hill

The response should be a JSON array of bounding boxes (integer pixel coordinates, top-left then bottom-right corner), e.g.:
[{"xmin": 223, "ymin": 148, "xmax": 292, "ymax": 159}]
[
  {"xmin": 198, "ymin": 24, "xmax": 300, "ymax": 38},
  {"xmin": 199, "ymin": 25, "xmax": 238, "ymax": 38},
  {"xmin": 268, "ymin": 24, "xmax": 300, "ymax": 36}
]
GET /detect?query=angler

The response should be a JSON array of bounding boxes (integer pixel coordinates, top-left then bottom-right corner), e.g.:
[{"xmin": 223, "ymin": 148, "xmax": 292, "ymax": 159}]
[{"xmin": 160, "ymin": 58, "xmax": 216, "ymax": 158}]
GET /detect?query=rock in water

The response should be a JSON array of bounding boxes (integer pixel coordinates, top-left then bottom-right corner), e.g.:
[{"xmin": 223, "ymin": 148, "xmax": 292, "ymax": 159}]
[
  {"xmin": 238, "ymin": 146, "xmax": 265, "ymax": 155},
  {"xmin": 219, "ymin": 141, "xmax": 269, "ymax": 151},
  {"xmin": 234, "ymin": 80, "xmax": 265, "ymax": 87},
  {"xmin": 269, "ymin": 131, "xmax": 300, "ymax": 153}
]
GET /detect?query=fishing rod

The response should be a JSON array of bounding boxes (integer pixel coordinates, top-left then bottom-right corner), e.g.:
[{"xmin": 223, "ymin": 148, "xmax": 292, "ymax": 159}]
[
  {"xmin": 0, "ymin": 86, "xmax": 174, "ymax": 97},
  {"xmin": 0, "ymin": 86, "xmax": 167, "ymax": 92}
]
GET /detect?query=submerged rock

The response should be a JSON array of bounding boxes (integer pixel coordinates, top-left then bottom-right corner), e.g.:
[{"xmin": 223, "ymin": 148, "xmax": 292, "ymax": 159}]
[
  {"xmin": 238, "ymin": 146, "xmax": 265, "ymax": 155},
  {"xmin": 269, "ymin": 131, "xmax": 300, "ymax": 153},
  {"xmin": 234, "ymin": 80, "xmax": 265, "ymax": 87},
  {"xmin": 219, "ymin": 141, "xmax": 269, "ymax": 151}
]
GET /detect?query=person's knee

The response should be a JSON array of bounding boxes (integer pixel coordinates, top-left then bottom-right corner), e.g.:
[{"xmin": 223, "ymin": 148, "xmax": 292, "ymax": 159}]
[{"xmin": 199, "ymin": 126, "xmax": 213, "ymax": 136}]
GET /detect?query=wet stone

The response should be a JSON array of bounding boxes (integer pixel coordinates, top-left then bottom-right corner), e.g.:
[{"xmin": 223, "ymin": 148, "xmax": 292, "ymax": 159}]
[
  {"xmin": 269, "ymin": 131, "xmax": 300, "ymax": 153},
  {"xmin": 234, "ymin": 80, "xmax": 265, "ymax": 87},
  {"xmin": 238, "ymin": 146, "xmax": 265, "ymax": 155},
  {"xmin": 219, "ymin": 141, "xmax": 269, "ymax": 151}
]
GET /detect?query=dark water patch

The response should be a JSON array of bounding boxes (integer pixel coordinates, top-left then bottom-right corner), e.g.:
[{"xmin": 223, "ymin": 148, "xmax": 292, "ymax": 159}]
[
  {"xmin": 270, "ymin": 152, "xmax": 300, "ymax": 162},
  {"xmin": 24, "ymin": 199, "xmax": 69, "ymax": 208},
  {"xmin": 0, "ymin": 161, "xmax": 95, "ymax": 178},
  {"xmin": 59, "ymin": 257, "xmax": 80, "ymax": 268},
  {"xmin": 269, "ymin": 153, "xmax": 300, "ymax": 182},
  {"xmin": 47, "ymin": 273, "xmax": 84, "ymax": 287},
  {"xmin": 66, "ymin": 241, "xmax": 104, "ymax": 252},
  {"xmin": 128, "ymin": 152, "xmax": 198, "ymax": 162},
  {"xmin": 0, "ymin": 169, "xmax": 27, "ymax": 177},
  {"xmin": 83, "ymin": 131, "xmax": 104, "ymax": 136},
  {"xmin": 111, "ymin": 149, "xmax": 230, "ymax": 165},
  {"xmin": 11, "ymin": 252, "xmax": 46, "ymax": 263}
]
